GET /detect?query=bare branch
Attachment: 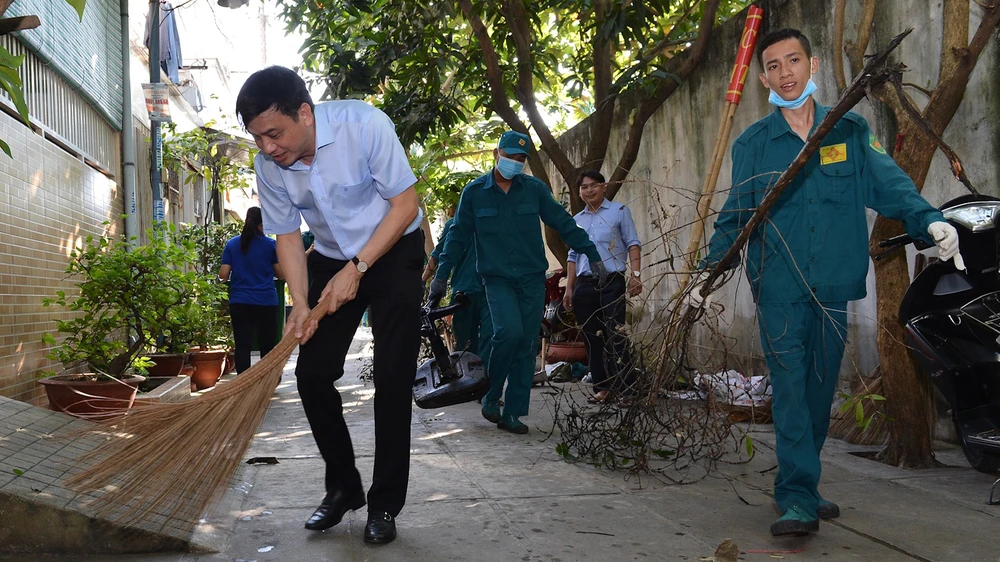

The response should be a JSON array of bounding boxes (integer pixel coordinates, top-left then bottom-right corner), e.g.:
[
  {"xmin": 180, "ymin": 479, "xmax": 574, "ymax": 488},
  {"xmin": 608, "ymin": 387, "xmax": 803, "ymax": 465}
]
[{"xmin": 888, "ymin": 76, "xmax": 978, "ymax": 195}]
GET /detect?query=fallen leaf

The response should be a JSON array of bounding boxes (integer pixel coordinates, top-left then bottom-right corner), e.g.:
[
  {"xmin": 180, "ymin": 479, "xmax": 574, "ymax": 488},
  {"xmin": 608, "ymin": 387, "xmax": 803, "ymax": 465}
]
[{"xmin": 715, "ymin": 538, "xmax": 739, "ymax": 562}]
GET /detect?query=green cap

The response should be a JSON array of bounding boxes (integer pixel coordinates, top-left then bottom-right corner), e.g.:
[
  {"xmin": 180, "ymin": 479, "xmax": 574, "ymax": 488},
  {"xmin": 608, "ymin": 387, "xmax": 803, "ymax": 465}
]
[{"xmin": 497, "ymin": 131, "xmax": 533, "ymax": 157}]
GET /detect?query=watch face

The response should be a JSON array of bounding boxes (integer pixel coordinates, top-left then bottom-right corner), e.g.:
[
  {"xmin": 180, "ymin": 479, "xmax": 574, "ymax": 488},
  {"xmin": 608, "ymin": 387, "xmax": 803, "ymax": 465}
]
[
  {"xmin": 357, "ymin": 260, "xmax": 369, "ymax": 273},
  {"xmin": 632, "ymin": 270, "xmax": 641, "ymax": 277}
]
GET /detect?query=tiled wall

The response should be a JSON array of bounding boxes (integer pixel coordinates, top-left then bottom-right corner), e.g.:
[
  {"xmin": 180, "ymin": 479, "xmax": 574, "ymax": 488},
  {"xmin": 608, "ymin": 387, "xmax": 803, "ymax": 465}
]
[{"xmin": 0, "ymin": 107, "xmax": 122, "ymax": 404}]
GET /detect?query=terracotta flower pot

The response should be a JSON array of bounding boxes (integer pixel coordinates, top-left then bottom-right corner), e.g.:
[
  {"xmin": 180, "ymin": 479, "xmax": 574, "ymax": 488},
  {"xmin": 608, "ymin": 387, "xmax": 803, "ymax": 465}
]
[
  {"xmin": 145, "ymin": 352, "xmax": 187, "ymax": 377},
  {"xmin": 188, "ymin": 348, "xmax": 227, "ymax": 390},
  {"xmin": 224, "ymin": 351, "xmax": 236, "ymax": 375},
  {"xmin": 546, "ymin": 341, "xmax": 588, "ymax": 364},
  {"xmin": 38, "ymin": 374, "xmax": 145, "ymax": 420}
]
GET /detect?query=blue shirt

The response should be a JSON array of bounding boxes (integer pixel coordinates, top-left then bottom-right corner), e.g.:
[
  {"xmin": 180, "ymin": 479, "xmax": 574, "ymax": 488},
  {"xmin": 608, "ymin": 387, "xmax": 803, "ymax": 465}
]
[
  {"xmin": 255, "ymin": 100, "xmax": 421, "ymax": 260},
  {"xmin": 431, "ymin": 218, "xmax": 481, "ymax": 294},
  {"xmin": 567, "ymin": 199, "xmax": 641, "ymax": 276},
  {"xmin": 704, "ymin": 103, "xmax": 944, "ymax": 303},
  {"xmin": 435, "ymin": 171, "xmax": 601, "ymax": 281},
  {"xmin": 222, "ymin": 235, "xmax": 279, "ymax": 306}
]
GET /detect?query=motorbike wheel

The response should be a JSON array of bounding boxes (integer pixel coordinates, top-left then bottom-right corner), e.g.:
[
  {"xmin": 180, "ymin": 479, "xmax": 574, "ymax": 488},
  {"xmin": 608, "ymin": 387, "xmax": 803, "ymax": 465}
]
[{"xmin": 956, "ymin": 424, "xmax": 1000, "ymax": 474}]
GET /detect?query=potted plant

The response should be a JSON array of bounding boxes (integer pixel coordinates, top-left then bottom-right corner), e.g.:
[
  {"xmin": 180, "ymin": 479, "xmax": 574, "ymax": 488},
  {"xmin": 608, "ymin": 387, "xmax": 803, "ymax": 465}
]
[
  {"xmin": 40, "ymin": 222, "xmax": 220, "ymax": 417},
  {"xmin": 183, "ymin": 295, "xmax": 231, "ymax": 390},
  {"xmin": 175, "ymin": 221, "xmax": 238, "ymax": 389}
]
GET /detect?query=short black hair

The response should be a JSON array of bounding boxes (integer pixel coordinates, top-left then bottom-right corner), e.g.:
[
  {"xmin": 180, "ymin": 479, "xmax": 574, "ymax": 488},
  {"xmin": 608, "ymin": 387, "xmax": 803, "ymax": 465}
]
[
  {"xmin": 757, "ymin": 28, "xmax": 812, "ymax": 68},
  {"xmin": 235, "ymin": 66, "xmax": 315, "ymax": 128},
  {"xmin": 577, "ymin": 169, "xmax": 606, "ymax": 187}
]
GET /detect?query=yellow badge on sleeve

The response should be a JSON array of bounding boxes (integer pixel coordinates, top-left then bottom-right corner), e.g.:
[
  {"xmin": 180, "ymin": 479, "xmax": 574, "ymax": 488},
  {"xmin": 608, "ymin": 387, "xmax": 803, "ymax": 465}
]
[
  {"xmin": 869, "ymin": 133, "xmax": 887, "ymax": 154},
  {"xmin": 820, "ymin": 143, "xmax": 848, "ymax": 165}
]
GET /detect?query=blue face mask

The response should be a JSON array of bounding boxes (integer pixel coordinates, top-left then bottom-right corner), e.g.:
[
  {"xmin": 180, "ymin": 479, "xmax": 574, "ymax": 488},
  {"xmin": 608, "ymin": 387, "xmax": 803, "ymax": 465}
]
[
  {"xmin": 769, "ymin": 79, "xmax": 817, "ymax": 109},
  {"xmin": 496, "ymin": 156, "xmax": 525, "ymax": 179}
]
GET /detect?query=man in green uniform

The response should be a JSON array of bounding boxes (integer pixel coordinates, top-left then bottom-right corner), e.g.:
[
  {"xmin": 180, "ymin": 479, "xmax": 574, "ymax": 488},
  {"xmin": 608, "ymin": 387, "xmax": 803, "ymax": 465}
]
[
  {"xmin": 423, "ymin": 214, "xmax": 492, "ymax": 361},
  {"xmin": 429, "ymin": 131, "xmax": 607, "ymax": 434},
  {"xmin": 698, "ymin": 28, "xmax": 964, "ymax": 537}
]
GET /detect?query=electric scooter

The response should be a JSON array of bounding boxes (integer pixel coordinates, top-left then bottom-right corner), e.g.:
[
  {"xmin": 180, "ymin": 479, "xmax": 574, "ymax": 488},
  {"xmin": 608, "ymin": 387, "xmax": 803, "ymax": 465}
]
[
  {"xmin": 412, "ymin": 292, "xmax": 489, "ymax": 409},
  {"xmin": 879, "ymin": 194, "xmax": 1000, "ymax": 473}
]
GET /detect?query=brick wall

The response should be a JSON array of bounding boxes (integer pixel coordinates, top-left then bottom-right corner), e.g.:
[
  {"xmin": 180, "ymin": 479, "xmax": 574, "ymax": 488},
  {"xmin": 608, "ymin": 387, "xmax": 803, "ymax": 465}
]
[{"xmin": 0, "ymin": 103, "xmax": 122, "ymax": 405}]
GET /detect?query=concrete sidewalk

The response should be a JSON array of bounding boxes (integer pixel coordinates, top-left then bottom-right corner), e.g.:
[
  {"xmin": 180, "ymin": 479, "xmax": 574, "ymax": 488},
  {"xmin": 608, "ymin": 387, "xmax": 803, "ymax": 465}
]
[{"xmin": 31, "ymin": 330, "xmax": 1000, "ymax": 561}]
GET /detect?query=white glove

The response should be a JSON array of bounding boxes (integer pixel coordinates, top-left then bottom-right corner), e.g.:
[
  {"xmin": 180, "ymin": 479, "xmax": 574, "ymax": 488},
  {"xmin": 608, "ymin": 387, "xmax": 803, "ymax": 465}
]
[
  {"xmin": 927, "ymin": 221, "xmax": 966, "ymax": 271},
  {"xmin": 684, "ymin": 272, "xmax": 713, "ymax": 310}
]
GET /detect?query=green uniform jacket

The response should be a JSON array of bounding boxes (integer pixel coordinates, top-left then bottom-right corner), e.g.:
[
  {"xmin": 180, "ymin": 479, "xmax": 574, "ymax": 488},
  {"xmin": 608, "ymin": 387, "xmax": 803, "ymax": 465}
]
[
  {"xmin": 436, "ymin": 170, "xmax": 601, "ymax": 281},
  {"xmin": 704, "ymin": 102, "xmax": 945, "ymax": 303},
  {"xmin": 431, "ymin": 218, "xmax": 481, "ymax": 294}
]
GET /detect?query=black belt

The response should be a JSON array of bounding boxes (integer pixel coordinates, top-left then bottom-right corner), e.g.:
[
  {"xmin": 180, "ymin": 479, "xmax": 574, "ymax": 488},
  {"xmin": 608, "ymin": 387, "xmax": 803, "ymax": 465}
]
[{"xmin": 577, "ymin": 271, "xmax": 625, "ymax": 284}]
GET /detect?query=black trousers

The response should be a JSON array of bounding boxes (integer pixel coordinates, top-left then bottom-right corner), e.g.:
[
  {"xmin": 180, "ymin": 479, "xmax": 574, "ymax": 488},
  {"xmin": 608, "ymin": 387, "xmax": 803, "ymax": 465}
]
[
  {"xmin": 295, "ymin": 231, "xmax": 423, "ymax": 517},
  {"xmin": 229, "ymin": 303, "xmax": 278, "ymax": 374},
  {"xmin": 572, "ymin": 273, "xmax": 634, "ymax": 393}
]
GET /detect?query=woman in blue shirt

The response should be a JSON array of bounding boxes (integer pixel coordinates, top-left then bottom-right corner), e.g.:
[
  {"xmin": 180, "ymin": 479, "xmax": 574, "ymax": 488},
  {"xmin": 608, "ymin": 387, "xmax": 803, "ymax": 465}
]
[
  {"xmin": 563, "ymin": 171, "xmax": 643, "ymax": 404},
  {"xmin": 220, "ymin": 207, "xmax": 284, "ymax": 373}
]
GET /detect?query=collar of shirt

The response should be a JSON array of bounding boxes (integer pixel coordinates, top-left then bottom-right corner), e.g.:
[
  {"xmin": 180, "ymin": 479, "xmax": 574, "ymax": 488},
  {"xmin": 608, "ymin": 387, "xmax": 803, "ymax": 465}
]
[
  {"xmin": 582, "ymin": 199, "xmax": 611, "ymax": 214},
  {"xmin": 255, "ymin": 101, "xmax": 421, "ymax": 260},
  {"xmin": 281, "ymin": 114, "xmax": 336, "ymax": 172},
  {"xmin": 767, "ymin": 99, "xmax": 830, "ymax": 140}
]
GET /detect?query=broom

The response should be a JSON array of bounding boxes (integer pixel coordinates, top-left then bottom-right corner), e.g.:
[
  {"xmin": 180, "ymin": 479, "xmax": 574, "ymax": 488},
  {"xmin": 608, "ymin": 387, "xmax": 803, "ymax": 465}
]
[{"xmin": 63, "ymin": 301, "xmax": 331, "ymax": 527}]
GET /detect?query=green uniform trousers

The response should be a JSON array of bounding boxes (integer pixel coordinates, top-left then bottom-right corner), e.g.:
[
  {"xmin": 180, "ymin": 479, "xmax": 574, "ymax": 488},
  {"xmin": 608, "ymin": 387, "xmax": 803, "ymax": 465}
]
[
  {"xmin": 757, "ymin": 301, "xmax": 848, "ymax": 517},
  {"xmin": 482, "ymin": 274, "xmax": 545, "ymax": 417},
  {"xmin": 451, "ymin": 290, "xmax": 492, "ymax": 363}
]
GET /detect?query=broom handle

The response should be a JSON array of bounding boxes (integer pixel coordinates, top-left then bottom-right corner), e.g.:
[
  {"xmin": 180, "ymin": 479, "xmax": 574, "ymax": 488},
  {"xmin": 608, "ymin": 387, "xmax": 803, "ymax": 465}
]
[
  {"xmin": 677, "ymin": 4, "xmax": 762, "ymax": 294},
  {"xmin": 264, "ymin": 298, "xmax": 343, "ymax": 360}
]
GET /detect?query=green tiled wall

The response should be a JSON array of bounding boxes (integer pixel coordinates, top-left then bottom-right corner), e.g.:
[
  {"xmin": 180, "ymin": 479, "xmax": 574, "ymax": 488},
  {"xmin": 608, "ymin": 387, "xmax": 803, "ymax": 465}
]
[{"xmin": 6, "ymin": 0, "xmax": 123, "ymax": 131}]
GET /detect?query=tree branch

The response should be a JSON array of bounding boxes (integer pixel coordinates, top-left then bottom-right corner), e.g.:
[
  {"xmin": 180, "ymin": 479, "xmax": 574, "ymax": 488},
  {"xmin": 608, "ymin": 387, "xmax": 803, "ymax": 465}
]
[
  {"xmin": 888, "ymin": 76, "xmax": 978, "ymax": 195},
  {"xmin": 833, "ymin": 0, "xmax": 847, "ymax": 92},
  {"xmin": 845, "ymin": 0, "xmax": 877, "ymax": 76},
  {"xmin": 501, "ymin": 0, "xmax": 577, "ymax": 188},
  {"xmin": 457, "ymin": 0, "xmax": 524, "ymax": 133},
  {"xmin": 606, "ymin": 0, "xmax": 721, "ymax": 199},
  {"xmin": 582, "ymin": 0, "xmax": 615, "ymax": 187}
]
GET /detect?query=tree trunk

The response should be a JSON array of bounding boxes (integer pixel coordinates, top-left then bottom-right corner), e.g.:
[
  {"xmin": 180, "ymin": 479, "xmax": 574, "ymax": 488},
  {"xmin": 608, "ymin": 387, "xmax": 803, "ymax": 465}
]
[{"xmin": 868, "ymin": 0, "xmax": 1000, "ymax": 467}]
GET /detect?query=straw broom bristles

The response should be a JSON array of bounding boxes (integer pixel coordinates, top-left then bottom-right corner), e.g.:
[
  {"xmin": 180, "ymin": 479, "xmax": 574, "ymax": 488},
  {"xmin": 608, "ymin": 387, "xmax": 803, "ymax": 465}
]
[{"xmin": 64, "ymin": 304, "xmax": 330, "ymax": 528}]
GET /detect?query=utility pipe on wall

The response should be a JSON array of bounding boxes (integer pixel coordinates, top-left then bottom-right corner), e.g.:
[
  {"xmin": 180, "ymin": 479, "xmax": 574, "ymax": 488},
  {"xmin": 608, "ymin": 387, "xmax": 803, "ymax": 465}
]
[{"xmin": 120, "ymin": 0, "xmax": 137, "ymax": 244}]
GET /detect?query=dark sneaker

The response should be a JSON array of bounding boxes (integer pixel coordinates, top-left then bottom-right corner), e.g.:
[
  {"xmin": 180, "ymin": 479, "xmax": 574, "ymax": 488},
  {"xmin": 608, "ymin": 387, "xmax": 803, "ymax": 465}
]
[
  {"xmin": 770, "ymin": 505, "xmax": 819, "ymax": 537},
  {"xmin": 481, "ymin": 401, "xmax": 500, "ymax": 423},
  {"xmin": 817, "ymin": 499, "xmax": 840, "ymax": 519},
  {"xmin": 497, "ymin": 414, "xmax": 528, "ymax": 434}
]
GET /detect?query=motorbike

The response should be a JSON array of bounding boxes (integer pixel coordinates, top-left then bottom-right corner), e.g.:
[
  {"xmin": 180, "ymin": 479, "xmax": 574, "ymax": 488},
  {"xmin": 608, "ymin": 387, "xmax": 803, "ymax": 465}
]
[
  {"xmin": 538, "ymin": 269, "xmax": 588, "ymax": 378},
  {"xmin": 878, "ymin": 194, "xmax": 1000, "ymax": 473}
]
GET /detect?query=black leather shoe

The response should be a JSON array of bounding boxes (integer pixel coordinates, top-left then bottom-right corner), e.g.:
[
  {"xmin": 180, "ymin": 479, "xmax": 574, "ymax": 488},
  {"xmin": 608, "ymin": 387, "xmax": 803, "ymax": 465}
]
[
  {"xmin": 363, "ymin": 511, "xmax": 397, "ymax": 544},
  {"xmin": 304, "ymin": 489, "xmax": 366, "ymax": 531}
]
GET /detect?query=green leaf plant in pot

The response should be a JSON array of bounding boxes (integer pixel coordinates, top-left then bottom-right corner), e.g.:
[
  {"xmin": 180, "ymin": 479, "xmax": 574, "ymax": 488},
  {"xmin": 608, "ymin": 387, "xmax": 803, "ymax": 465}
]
[
  {"xmin": 182, "ymin": 284, "xmax": 231, "ymax": 391},
  {"xmin": 177, "ymin": 220, "xmax": 240, "ymax": 382},
  {"xmin": 39, "ymin": 222, "xmax": 209, "ymax": 418}
]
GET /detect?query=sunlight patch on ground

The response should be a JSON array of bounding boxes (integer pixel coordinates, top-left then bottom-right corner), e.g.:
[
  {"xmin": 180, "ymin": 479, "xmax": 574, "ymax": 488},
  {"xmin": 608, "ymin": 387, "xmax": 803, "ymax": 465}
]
[
  {"xmin": 418, "ymin": 428, "xmax": 463, "ymax": 440},
  {"xmin": 274, "ymin": 430, "xmax": 311, "ymax": 439}
]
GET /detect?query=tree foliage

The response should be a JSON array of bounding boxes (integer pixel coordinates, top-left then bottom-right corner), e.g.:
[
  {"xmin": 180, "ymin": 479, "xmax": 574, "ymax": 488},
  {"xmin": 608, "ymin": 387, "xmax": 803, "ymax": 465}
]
[{"xmin": 276, "ymin": 0, "xmax": 748, "ymax": 247}]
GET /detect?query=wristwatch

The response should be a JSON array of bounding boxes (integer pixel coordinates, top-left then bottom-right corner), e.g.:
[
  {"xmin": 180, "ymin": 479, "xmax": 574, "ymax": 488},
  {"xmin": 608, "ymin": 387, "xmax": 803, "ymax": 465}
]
[
  {"xmin": 631, "ymin": 270, "xmax": 641, "ymax": 278},
  {"xmin": 351, "ymin": 256, "xmax": 369, "ymax": 274}
]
